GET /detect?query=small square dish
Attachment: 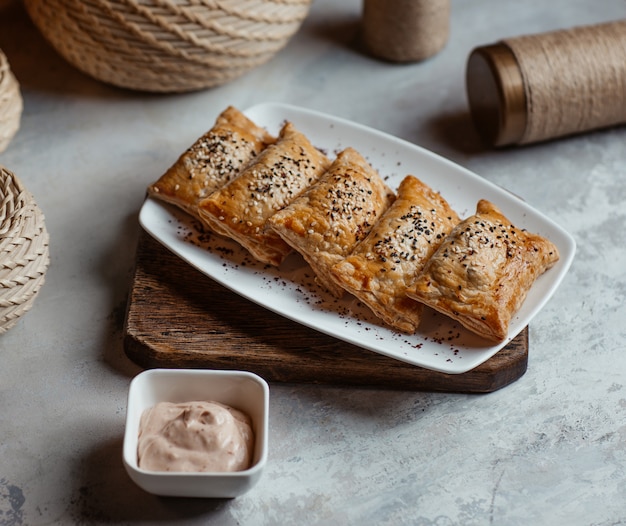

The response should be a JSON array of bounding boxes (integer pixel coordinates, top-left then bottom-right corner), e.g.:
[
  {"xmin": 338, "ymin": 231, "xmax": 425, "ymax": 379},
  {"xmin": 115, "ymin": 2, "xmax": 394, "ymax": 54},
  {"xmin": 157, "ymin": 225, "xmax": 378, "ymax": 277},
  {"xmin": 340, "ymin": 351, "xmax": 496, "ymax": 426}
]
[{"xmin": 123, "ymin": 368, "xmax": 269, "ymax": 498}]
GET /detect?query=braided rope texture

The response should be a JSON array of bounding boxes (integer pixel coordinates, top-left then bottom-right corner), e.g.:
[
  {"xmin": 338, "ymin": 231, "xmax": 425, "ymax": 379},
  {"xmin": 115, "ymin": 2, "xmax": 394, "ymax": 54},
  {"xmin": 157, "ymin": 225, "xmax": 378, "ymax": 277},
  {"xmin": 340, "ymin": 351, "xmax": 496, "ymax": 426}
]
[
  {"xmin": 0, "ymin": 49, "xmax": 22, "ymax": 153},
  {"xmin": 23, "ymin": 0, "xmax": 312, "ymax": 93},
  {"xmin": 0, "ymin": 167, "xmax": 50, "ymax": 334}
]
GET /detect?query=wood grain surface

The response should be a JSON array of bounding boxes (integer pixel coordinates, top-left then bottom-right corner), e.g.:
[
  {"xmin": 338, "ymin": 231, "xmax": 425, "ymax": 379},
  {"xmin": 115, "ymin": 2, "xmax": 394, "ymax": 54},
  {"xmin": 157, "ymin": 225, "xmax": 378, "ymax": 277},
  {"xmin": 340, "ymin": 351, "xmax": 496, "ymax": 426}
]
[{"xmin": 123, "ymin": 231, "xmax": 529, "ymax": 393}]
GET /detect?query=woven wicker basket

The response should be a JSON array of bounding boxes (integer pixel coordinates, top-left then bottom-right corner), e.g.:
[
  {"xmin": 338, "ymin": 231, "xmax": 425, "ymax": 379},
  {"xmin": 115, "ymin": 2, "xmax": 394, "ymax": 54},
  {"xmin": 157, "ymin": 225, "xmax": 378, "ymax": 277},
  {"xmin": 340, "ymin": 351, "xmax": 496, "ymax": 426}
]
[
  {"xmin": 0, "ymin": 166, "xmax": 50, "ymax": 334},
  {"xmin": 0, "ymin": 49, "xmax": 22, "ymax": 153},
  {"xmin": 23, "ymin": 0, "xmax": 312, "ymax": 93}
]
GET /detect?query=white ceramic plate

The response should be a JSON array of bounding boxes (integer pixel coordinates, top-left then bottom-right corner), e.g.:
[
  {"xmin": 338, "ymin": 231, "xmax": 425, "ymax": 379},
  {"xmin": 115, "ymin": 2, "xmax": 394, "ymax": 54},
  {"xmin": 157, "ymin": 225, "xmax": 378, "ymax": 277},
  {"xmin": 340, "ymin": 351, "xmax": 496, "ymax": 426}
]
[{"xmin": 139, "ymin": 102, "xmax": 576, "ymax": 374}]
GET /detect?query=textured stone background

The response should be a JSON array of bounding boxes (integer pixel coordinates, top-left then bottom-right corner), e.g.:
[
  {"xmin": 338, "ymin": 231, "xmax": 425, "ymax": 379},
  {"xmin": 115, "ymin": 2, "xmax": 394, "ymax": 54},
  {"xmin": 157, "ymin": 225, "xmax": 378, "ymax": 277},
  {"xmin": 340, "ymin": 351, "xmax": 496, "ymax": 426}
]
[{"xmin": 0, "ymin": 0, "xmax": 625, "ymax": 524}]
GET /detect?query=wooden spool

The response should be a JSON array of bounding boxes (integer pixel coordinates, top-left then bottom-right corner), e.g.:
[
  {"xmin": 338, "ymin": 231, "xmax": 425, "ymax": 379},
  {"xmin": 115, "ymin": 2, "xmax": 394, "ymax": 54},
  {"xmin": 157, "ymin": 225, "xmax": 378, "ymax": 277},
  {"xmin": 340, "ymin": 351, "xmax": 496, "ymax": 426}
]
[
  {"xmin": 362, "ymin": 0, "xmax": 450, "ymax": 63},
  {"xmin": 466, "ymin": 20, "xmax": 626, "ymax": 146}
]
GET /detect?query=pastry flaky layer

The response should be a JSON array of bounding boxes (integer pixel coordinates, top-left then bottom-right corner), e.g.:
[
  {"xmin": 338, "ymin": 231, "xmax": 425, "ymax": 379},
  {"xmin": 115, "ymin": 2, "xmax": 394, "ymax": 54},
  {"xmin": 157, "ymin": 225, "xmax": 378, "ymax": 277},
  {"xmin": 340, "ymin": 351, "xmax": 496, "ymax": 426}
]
[
  {"xmin": 147, "ymin": 106, "xmax": 275, "ymax": 227},
  {"xmin": 198, "ymin": 121, "xmax": 331, "ymax": 266},
  {"xmin": 331, "ymin": 175, "xmax": 461, "ymax": 333},
  {"xmin": 268, "ymin": 147, "xmax": 396, "ymax": 297},
  {"xmin": 407, "ymin": 199, "xmax": 560, "ymax": 342}
]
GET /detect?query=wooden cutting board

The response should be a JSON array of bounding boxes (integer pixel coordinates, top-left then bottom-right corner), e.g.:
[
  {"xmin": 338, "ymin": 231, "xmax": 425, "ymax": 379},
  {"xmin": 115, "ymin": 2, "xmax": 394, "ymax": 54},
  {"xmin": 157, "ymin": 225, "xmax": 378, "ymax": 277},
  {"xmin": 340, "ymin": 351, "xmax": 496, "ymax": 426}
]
[{"xmin": 123, "ymin": 231, "xmax": 529, "ymax": 393}]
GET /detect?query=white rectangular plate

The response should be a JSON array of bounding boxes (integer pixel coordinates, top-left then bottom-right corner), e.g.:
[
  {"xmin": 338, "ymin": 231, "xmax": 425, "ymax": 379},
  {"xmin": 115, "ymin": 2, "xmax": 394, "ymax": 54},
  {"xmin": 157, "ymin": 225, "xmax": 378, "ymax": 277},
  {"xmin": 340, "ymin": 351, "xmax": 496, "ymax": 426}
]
[{"xmin": 139, "ymin": 102, "xmax": 576, "ymax": 374}]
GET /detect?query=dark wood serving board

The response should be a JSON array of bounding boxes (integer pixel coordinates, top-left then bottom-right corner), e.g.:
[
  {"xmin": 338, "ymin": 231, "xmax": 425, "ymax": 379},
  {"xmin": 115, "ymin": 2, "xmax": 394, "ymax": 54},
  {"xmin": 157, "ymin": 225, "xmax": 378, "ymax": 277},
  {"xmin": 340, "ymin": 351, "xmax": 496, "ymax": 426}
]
[{"xmin": 123, "ymin": 231, "xmax": 529, "ymax": 393}]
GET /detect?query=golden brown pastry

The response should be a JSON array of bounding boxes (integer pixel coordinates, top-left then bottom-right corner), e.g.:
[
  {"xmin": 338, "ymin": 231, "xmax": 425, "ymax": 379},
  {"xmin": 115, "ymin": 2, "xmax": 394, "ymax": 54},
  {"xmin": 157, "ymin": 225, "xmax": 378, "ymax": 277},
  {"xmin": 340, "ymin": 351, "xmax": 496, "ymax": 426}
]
[
  {"xmin": 147, "ymin": 106, "xmax": 275, "ymax": 227},
  {"xmin": 268, "ymin": 147, "xmax": 395, "ymax": 297},
  {"xmin": 331, "ymin": 175, "xmax": 460, "ymax": 333},
  {"xmin": 198, "ymin": 121, "xmax": 331, "ymax": 266},
  {"xmin": 407, "ymin": 199, "xmax": 560, "ymax": 342}
]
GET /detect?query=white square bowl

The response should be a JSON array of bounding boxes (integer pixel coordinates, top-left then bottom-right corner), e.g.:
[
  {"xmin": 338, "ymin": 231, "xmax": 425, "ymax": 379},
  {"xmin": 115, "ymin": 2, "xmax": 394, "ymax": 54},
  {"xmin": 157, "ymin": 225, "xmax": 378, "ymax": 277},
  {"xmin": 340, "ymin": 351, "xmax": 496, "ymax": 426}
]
[{"xmin": 123, "ymin": 368, "xmax": 269, "ymax": 498}]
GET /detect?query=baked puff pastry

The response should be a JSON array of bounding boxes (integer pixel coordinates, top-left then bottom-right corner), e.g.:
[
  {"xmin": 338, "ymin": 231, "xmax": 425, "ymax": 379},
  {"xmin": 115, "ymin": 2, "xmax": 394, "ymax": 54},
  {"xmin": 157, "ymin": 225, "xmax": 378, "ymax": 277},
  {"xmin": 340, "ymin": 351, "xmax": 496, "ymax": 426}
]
[
  {"xmin": 407, "ymin": 199, "xmax": 560, "ymax": 342},
  {"xmin": 198, "ymin": 122, "xmax": 331, "ymax": 266},
  {"xmin": 147, "ymin": 106, "xmax": 275, "ymax": 226},
  {"xmin": 268, "ymin": 147, "xmax": 395, "ymax": 297},
  {"xmin": 331, "ymin": 175, "xmax": 460, "ymax": 333}
]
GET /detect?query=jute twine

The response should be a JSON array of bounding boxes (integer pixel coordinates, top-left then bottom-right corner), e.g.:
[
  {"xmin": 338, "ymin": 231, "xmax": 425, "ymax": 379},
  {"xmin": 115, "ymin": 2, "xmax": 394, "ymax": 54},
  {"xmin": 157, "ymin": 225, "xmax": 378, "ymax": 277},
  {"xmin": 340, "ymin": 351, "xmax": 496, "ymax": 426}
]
[
  {"xmin": 23, "ymin": 0, "xmax": 312, "ymax": 93},
  {"xmin": 0, "ymin": 49, "xmax": 22, "ymax": 153},
  {"xmin": 504, "ymin": 20, "xmax": 626, "ymax": 144},
  {"xmin": 0, "ymin": 167, "xmax": 50, "ymax": 334},
  {"xmin": 362, "ymin": 0, "xmax": 450, "ymax": 63}
]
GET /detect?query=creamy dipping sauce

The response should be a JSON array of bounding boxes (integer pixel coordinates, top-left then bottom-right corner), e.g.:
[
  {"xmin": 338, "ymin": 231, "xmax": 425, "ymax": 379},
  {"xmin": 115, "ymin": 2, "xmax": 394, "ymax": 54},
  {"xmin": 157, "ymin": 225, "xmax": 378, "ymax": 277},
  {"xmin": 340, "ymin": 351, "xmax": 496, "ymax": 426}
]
[{"xmin": 137, "ymin": 400, "xmax": 254, "ymax": 473}]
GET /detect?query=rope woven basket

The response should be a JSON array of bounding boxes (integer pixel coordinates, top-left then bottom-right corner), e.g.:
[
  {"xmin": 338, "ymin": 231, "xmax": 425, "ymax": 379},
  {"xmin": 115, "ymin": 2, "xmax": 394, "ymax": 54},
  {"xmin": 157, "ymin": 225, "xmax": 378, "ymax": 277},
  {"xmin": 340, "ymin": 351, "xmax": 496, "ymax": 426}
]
[
  {"xmin": 0, "ymin": 166, "xmax": 50, "ymax": 334},
  {"xmin": 23, "ymin": 0, "xmax": 312, "ymax": 93},
  {"xmin": 0, "ymin": 49, "xmax": 22, "ymax": 153}
]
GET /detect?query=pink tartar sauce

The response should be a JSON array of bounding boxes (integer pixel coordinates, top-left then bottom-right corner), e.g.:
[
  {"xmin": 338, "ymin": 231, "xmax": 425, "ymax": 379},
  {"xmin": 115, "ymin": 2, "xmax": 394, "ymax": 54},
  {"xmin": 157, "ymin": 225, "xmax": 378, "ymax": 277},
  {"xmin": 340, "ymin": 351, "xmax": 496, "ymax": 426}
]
[{"xmin": 137, "ymin": 400, "xmax": 254, "ymax": 473}]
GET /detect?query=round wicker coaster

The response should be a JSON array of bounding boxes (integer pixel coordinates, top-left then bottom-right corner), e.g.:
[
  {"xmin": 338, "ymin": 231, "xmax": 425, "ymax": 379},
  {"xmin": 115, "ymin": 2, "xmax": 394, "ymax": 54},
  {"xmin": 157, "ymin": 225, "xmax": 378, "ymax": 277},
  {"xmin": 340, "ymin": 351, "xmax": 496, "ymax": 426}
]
[
  {"xmin": 23, "ymin": 0, "xmax": 312, "ymax": 93},
  {"xmin": 0, "ymin": 167, "xmax": 50, "ymax": 334},
  {"xmin": 0, "ymin": 49, "xmax": 22, "ymax": 153}
]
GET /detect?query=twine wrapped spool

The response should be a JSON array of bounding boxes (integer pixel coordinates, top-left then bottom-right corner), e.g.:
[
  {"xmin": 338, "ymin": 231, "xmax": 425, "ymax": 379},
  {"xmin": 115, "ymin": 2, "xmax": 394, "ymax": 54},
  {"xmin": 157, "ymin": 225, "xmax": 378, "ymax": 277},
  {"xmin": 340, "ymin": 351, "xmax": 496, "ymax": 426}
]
[
  {"xmin": 0, "ymin": 49, "xmax": 22, "ymax": 153},
  {"xmin": 0, "ymin": 167, "xmax": 50, "ymax": 334},
  {"xmin": 362, "ymin": 0, "xmax": 450, "ymax": 63},
  {"xmin": 22, "ymin": 0, "xmax": 312, "ymax": 93},
  {"xmin": 466, "ymin": 20, "xmax": 626, "ymax": 146}
]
